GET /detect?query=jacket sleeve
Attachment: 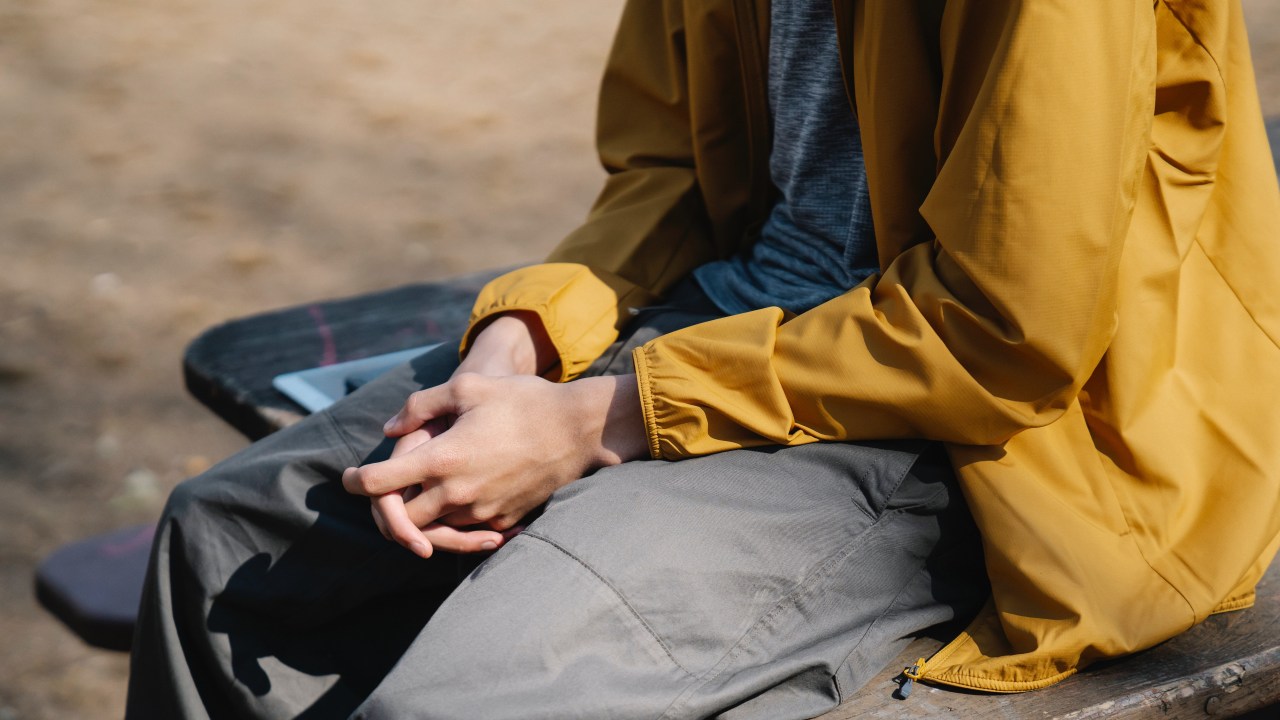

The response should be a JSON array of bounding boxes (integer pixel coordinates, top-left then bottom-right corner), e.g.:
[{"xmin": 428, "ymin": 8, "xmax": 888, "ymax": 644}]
[
  {"xmin": 463, "ymin": 0, "xmax": 718, "ymax": 381},
  {"xmin": 633, "ymin": 0, "xmax": 1156, "ymax": 457}
]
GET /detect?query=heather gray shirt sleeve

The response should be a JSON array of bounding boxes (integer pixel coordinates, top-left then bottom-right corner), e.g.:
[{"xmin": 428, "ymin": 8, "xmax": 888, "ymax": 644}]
[{"xmin": 694, "ymin": 0, "xmax": 878, "ymax": 316}]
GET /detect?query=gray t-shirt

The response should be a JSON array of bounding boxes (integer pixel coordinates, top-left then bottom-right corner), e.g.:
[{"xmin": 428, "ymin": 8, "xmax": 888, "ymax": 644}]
[{"xmin": 693, "ymin": 0, "xmax": 877, "ymax": 315}]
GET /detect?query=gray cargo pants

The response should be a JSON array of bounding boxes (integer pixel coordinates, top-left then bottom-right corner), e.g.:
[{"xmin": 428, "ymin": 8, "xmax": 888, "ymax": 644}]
[{"xmin": 126, "ymin": 286, "xmax": 986, "ymax": 720}]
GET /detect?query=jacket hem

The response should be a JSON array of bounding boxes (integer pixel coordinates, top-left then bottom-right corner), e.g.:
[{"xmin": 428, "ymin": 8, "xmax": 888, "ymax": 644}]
[
  {"xmin": 922, "ymin": 668, "xmax": 1078, "ymax": 694},
  {"xmin": 1209, "ymin": 592, "xmax": 1256, "ymax": 614}
]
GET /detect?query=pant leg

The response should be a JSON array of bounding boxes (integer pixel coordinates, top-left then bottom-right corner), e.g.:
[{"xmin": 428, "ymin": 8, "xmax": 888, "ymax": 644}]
[
  {"xmin": 352, "ymin": 294, "xmax": 986, "ymax": 720},
  {"xmin": 352, "ymin": 441, "xmax": 985, "ymax": 720},
  {"xmin": 129, "ymin": 289, "xmax": 986, "ymax": 720},
  {"xmin": 126, "ymin": 344, "xmax": 479, "ymax": 720},
  {"xmin": 125, "ymin": 291, "xmax": 724, "ymax": 719}
]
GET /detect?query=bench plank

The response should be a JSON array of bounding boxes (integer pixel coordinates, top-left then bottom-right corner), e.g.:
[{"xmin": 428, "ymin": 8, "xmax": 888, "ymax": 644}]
[
  {"xmin": 822, "ymin": 553, "xmax": 1280, "ymax": 719},
  {"xmin": 183, "ymin": 267, "xmax": 506, "ymax": 439}
]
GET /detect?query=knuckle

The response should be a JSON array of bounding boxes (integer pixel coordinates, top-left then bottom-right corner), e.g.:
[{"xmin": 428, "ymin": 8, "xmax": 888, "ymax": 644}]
[
  {"xmin": 341, "ymin": 470, "xmax": 363, "ymax": 495},
  {"xmin": 407, "ymin": 501, "xmax": 439, "ymax": 528},
  {"xmin": 357, "ymin": 473, "xmax": 381, "ymax": 495},
  {"xmin": 451, "ymin": 372, "xmax": 484, "ymax": 398},
  {"xmin": 404, "ymin": 390, "xmax": 428, "ymax": 418},
  {"xmin": 442, "ymin": 482, "xmax": 478, "ymax": 508},
  {"xmin": 389, "ymin": 528, "xmax": 417, "ymax": 547},
  {"xmin": 488, "ymin": 514, "xmax": 517, "ymax": 532},
  {"xmin": 431, "ymin": 445, "xmax": 467, "ymax": 477}
]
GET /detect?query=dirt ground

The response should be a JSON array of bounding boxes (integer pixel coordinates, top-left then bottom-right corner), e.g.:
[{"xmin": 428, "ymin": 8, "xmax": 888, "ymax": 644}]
[{"xmin": 0, "ymin": 3, "xmax": 1277, "ymax": 718}]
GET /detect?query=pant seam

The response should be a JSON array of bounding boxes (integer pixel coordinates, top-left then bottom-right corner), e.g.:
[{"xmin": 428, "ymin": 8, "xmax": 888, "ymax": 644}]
[
  {"xmin": 829, "ymin": 555, "xmax": 933, "ymax": 702},
  {"xmin": 846, "ymin": 445, "xmax": 919, "ymax": 523},
  {"xmin": 658, "ymin": 447, "xmax": 943, "ymax": 718},
  {"xmin": 658, "ymin": 508, "xmax": 900, "ymax": 720},
  {"xmin": 321, "ymin": 410, "xmax": 364, "ymax": 467},
  {"xmin": 520, "ymin": 531, "xmax": 696, "ymax": 678},
  {"xmin": 873, "ymin": 442, "xmax": 926, "ymax": 516}
]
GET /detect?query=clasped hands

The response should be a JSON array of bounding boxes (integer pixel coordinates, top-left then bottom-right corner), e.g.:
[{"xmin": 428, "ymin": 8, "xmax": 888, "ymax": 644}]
[{"xmin": 341, "ymin": 311, "xmax": 649, "ymax": 558}]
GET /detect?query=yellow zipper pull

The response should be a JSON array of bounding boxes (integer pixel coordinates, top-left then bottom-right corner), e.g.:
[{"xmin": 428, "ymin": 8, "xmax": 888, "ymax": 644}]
[{"xmin": 897, "ymin": 657, "xmax": 929, "ymax": 699}]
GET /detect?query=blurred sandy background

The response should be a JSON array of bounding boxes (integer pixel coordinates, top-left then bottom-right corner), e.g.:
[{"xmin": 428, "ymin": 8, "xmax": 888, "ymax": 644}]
[{"xmin": 0, "ymin": 2, "xmax": 1277, "ymax": 718}]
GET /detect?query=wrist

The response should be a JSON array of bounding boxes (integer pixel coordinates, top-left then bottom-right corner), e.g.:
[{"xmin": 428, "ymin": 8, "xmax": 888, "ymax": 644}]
[
  {"xmin": 462, "ymin": 311, "xmax": 556, "ymax": 377},
  {"xmin": 574, "ymin": 374, "xmax": 649, "ymax": 468}
]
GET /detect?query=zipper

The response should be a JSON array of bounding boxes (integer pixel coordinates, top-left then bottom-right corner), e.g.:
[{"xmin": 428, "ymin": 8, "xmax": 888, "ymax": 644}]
[
  {"xmin": 894, "ymin": 629, "xmax": 1046, "ymax": 696},
  {"xmin": 897, "ymin": 657, "xmax": 929, "ymax": 699}
]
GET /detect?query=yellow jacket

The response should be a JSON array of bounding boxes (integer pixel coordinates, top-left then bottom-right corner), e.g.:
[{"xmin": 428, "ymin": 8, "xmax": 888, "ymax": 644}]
[{"xmin": 462, "ymin": 0, "xmax": 1280, "ymax": 692}]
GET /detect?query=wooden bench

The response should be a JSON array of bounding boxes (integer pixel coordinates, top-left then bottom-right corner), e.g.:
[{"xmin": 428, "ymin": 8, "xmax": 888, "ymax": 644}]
[{"xmin": 36, "ymin": 117, "xmax": 1280, "ymax": 717}]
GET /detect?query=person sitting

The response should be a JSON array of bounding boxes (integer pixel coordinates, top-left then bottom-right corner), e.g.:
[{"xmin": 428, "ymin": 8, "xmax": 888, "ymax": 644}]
[{"xmin": 126, "ymin": 1, "xmax": 1280, "ymax": 718}]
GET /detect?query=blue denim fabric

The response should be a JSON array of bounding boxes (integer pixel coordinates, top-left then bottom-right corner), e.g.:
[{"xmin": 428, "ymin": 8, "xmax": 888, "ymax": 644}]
[{"xmin": 694, "ymin": 0, "xmax": 877, "ymax": 316}]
